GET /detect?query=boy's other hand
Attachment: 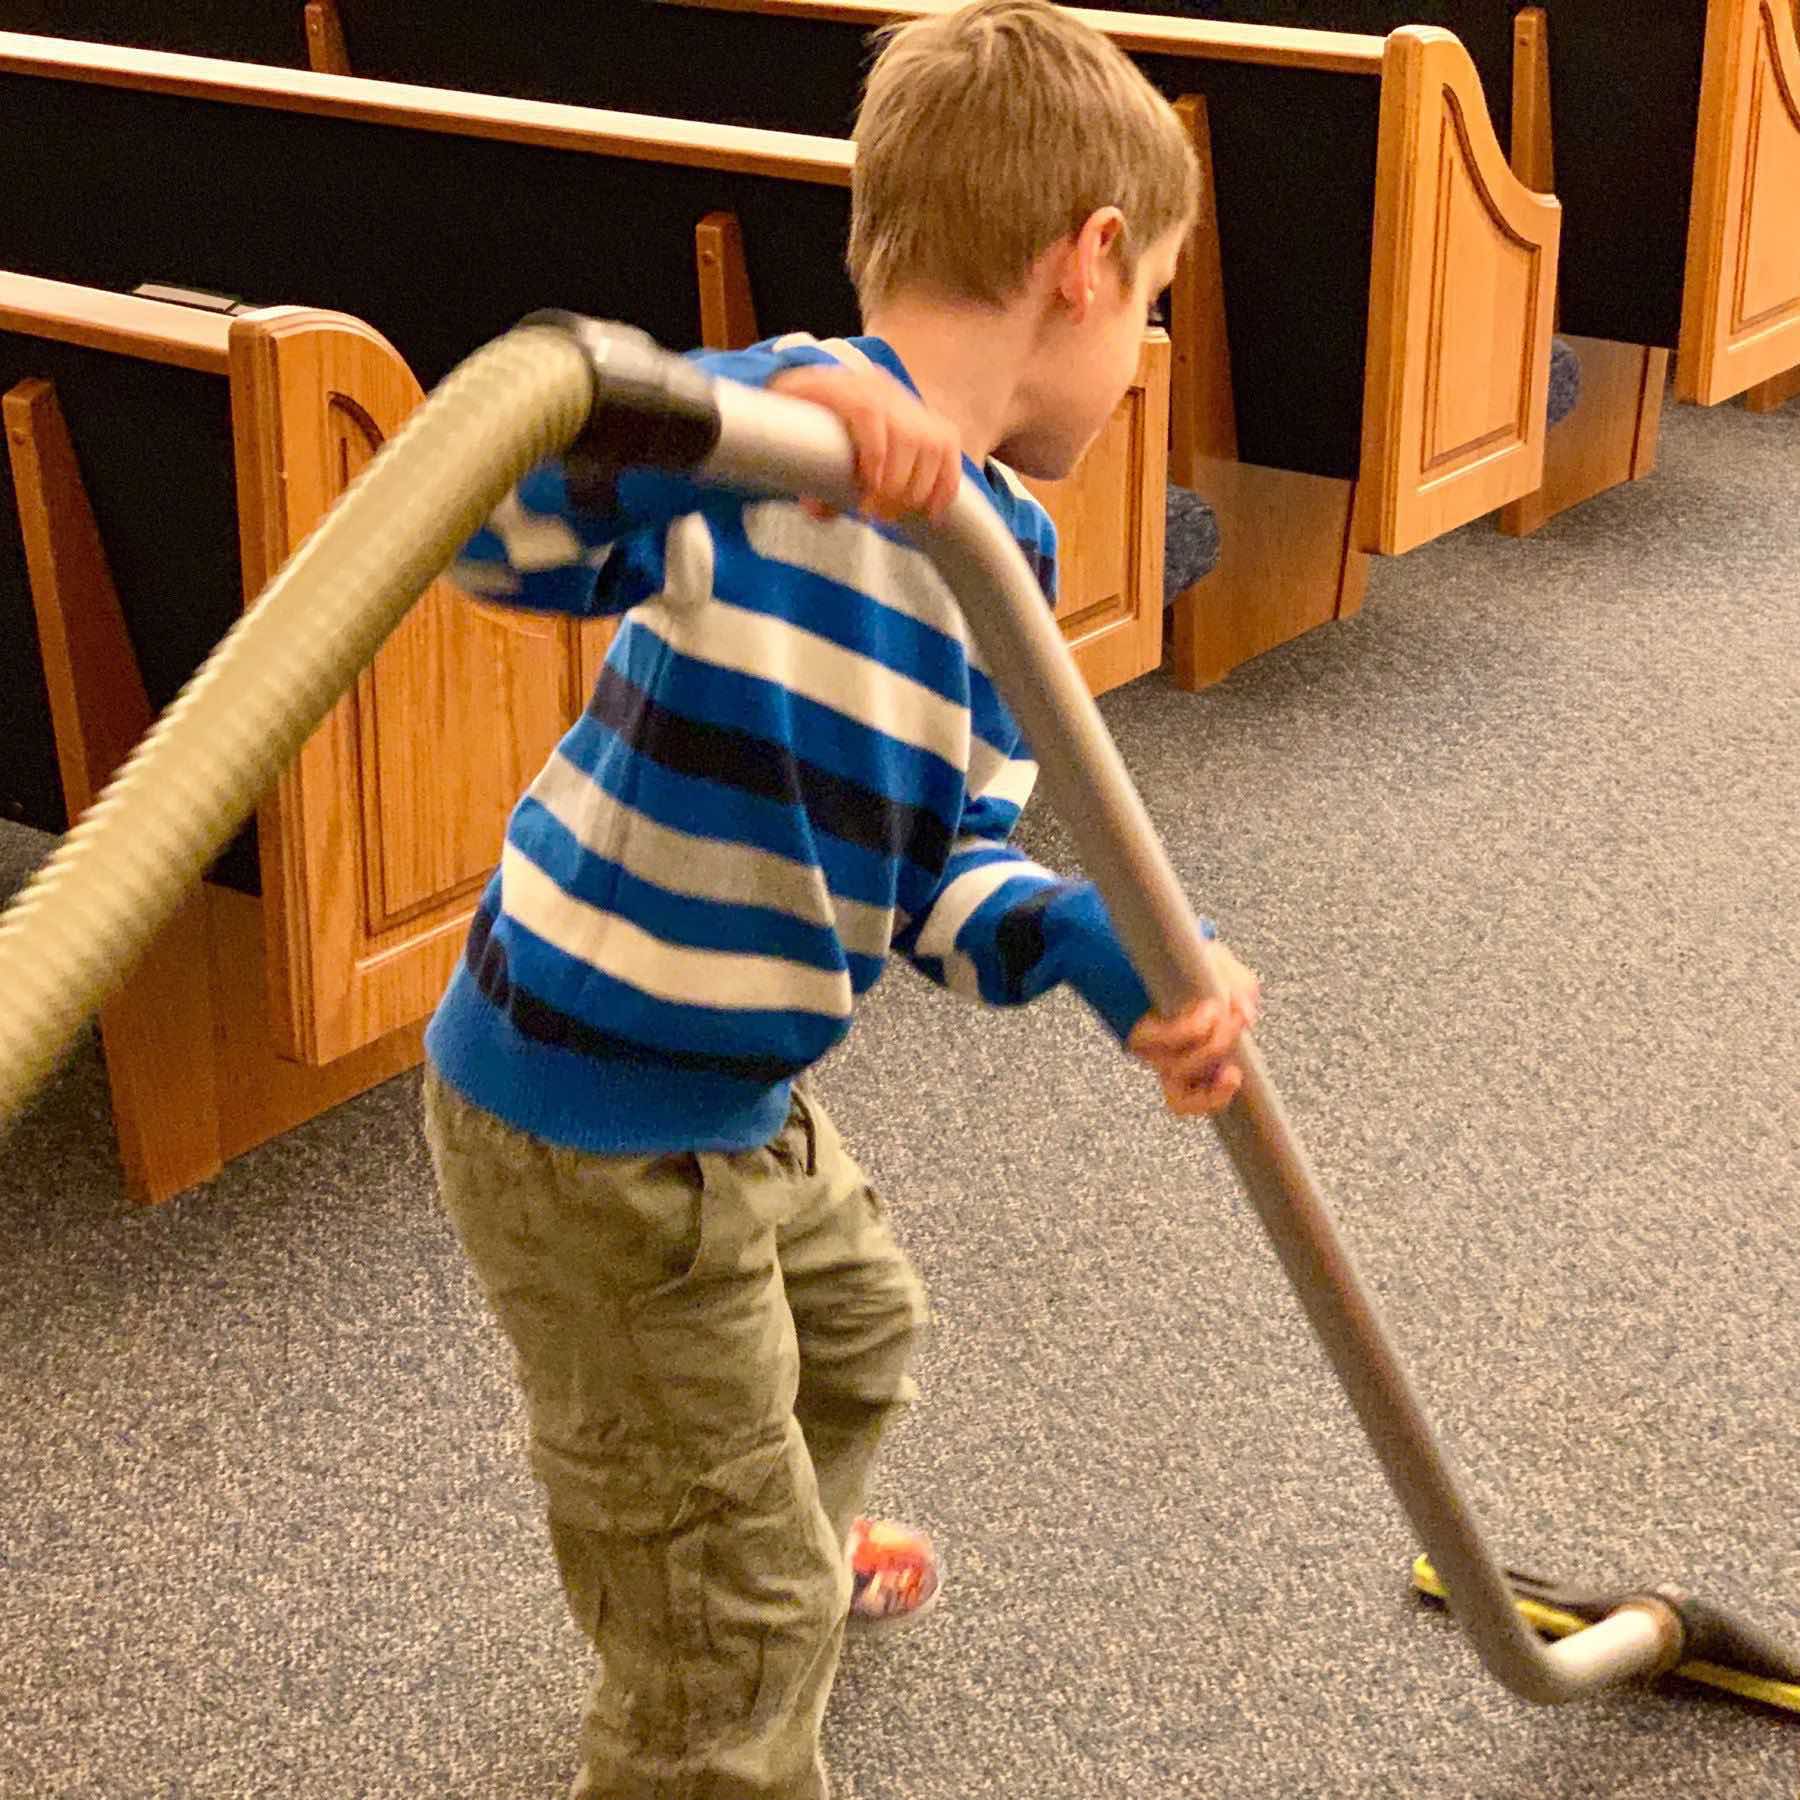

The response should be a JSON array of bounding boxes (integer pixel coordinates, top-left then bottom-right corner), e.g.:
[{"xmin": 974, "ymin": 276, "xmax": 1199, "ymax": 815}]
[
  {"xmin": 1127, "ymin": 943, "xmax": 1262, "ymax": 1117},
  {"xmin": 768, "ymin": 364, "xmax": 963, "ymax": 525}
]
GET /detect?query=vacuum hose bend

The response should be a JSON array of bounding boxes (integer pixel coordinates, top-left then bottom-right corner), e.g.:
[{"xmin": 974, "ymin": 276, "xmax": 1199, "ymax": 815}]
[{"xmin": 0, "ymin": 324, "xmax": 595, "ymax": 1125}]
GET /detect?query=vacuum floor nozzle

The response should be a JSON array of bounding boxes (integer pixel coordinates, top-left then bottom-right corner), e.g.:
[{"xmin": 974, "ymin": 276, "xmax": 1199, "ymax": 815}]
[{"xmin": 1413, "ymin": 1555, "xmax": 1800, "ymax": 1715}]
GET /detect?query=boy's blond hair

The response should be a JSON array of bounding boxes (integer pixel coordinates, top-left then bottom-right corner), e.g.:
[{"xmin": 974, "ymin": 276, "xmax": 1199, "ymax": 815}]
[{"xmin": 847, "ymin": 0, "xmax": 1199, "ymax": 314}]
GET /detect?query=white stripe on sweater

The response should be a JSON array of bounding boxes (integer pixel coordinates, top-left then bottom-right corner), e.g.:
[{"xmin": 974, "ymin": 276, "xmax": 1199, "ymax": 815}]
[
  {"xmin": 966, "ymin": 732, "xmax": 1043, "ymax": 807},
  {"xmin": 529, "ymin": 752, "xmax": 894, "ymax": 962},
  {"xmin": 502, "ymin": 843, "xmax": 853, "ymax": 1019},
  {"xmin": 913, "ymin": 844, "xmax": 1050, "ymax": 960},
  {"xmin": 742, "ymin": 503, "xmax": 983, "ymax": 669},
  {"xmin": 489, "ymin": 486, "xmax": 586, "ymax": 571},
  {"xmin": 634, "ymin": 597, "xmax": 970, "ymax": 768}
]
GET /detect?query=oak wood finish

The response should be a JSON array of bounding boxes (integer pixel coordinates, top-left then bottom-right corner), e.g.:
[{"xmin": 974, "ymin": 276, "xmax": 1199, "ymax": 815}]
[
  {"xmin": 228, "ymin": 306, "xmax": 587, "ymax": 1066},
  {"xmin": 1168, "ymin": 95, "xmax": 1237, "ymax": 470},
  {"xmin": 696, "ymin": 212, "xmax": 760, "ymax": 356},
  {"xmin": 1499, "ymin": 337, "xmax": 1669, "ymax": 536},
  {"xmin": 1173, "ymin": 459, "xmax": 1365, "ymax": 690},
  {"xmin": 1021, "ymin": 333, "xmax": 1171, "ymax": 698},
  {"xmin": 0, "ymin": 270, "xmax": 231, "ymax": 373},
  {"xmin": 1164, "ymin": 94, "xmax": 1367, "ymax": 690},
  {"xmin": 3, "ymin": 364, "xmax": 416, "ymax": 1203},
  {"xmin": 660, "ymin": 0, "xmax": 1386, "ymax": 71},
  {"xmin": 1499, "ymin": 10, "xmax": 1669, "ymax": 538},
  {"xmin": 304, "ymin": 0, "xmax": 351, "ymax": 75},
  {"xmin": 1356, "ymin": 27, "xmax": 1559, "ymax": 556},
  {"xmin": 0, "ymin": 31, "xmax": 855, "ymax": 185},
  {"xmin": 664, "ymin": 4, "xmax": 1559, "ymax": 566},
  {"xmin": 1743, "ymin": 361, "xmax": 1800, "ymax": 407},
  {"xmin": 1679, "ymin": 0, "xmax": 1800, "ymax": 401},
  {"xmin": 4, "ymin": 376, "xmax": 221, "ymax": 1200}
]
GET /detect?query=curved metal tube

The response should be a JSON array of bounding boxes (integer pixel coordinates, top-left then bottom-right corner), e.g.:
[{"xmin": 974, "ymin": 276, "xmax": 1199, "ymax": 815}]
[
  {"xmin": 0, "ymin": 319, "xmax": 1687, "ymax": 1704},
  {"xmin": 701, "ymin": 378, "xmax": 1686, "ymax": 1704}
]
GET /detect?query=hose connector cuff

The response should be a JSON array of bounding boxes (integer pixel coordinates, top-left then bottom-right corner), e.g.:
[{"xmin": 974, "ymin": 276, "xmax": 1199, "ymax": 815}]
[{"xmin": 519, "ymin": 311, "xmax": 722, "ymax": 513}]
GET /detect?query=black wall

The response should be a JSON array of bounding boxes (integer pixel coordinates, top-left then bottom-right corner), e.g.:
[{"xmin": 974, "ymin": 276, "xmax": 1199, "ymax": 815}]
[{"xmin": 0, "ymin": 335, "xmax": 260, "ymax": 890}]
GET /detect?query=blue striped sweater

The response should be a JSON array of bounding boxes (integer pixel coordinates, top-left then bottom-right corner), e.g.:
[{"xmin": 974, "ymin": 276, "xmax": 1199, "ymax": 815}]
[{"xmin": 425, "ymin": 332, "xmax": 1168, "ymax": 1153}]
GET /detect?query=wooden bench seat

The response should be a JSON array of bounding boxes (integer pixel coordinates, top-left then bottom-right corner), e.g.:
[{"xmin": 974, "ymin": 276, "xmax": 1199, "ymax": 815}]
[
  {"xmin": 1, "ymin": 273, "xmax": 583, "ymax": 1200},
  {"xmin": 0, "ymin": 34, "xmax": 1167, "ymax": 710},
  {"xmin": 1098, "ymin": 0, "xmax": 1800, "ymax": 409}
]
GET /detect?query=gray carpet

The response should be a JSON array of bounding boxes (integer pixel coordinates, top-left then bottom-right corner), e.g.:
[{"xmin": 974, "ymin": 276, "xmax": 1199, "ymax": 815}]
[{"xmin": 3, "ymin": 390, "xmax": 1797, "ymax": 1798}]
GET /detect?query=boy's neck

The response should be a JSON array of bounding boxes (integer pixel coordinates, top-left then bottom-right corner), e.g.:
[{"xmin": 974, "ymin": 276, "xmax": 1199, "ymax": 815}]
[{"xmin": 862, "ymin": 290, "xmax": 1042, "ymax": 468}]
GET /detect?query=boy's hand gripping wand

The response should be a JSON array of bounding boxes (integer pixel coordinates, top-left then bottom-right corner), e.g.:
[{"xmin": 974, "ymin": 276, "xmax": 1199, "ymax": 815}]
[{"xmin": 0, "ymin": 315, "xmax": 1792, "ymax": 1714}]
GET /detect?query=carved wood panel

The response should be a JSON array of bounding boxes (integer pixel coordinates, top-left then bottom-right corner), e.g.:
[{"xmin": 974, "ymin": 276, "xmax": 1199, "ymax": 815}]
[
  {"xmin": 231, "ymin": 309, "xmax": 582, "ymax": 1064},
  {"xmin": 1359, "ymin": 28, "xmax": 1560, "ymax": 555},
  {"xmin": 1679, "ymin": 0, "xmax": 1800, "ymax": 400}
]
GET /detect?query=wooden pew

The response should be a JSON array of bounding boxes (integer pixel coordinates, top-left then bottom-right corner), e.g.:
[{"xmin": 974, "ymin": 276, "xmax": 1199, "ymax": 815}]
[
  {"xmin": 0, "ymin": 30, "xmax": 1172, "ymax": 700},
  {"xmin": 0, "ymin": 273, "xmax": 592, "ymax": 1201},
  {"xmin": 0, "ymin": 40, "xmax": 1170, "ymax": 1194},
  {"xmin": 692, "ymin": 211, "xmax": 1174, "ymax": 695},
  {"xmin": 0, "ymin": 34, "xmax": 1164, "ymax": 704},
  {"xmin": 608, "ymin": 1, "xmax": 1567, "ymax": 685},
  {"xmin": 1097, "ymin": 4, "xmax": 1800, "ymax": 414},
  {"xmin": 10, "ymin": 10, "xmax": 1557, "ymax": 686}
]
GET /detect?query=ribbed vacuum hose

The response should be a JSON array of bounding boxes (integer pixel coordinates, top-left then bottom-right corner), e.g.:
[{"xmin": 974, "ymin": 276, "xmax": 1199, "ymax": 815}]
[{"xmin": 0, "ymin": 325, "xmax": 595, "ymax": 1126}]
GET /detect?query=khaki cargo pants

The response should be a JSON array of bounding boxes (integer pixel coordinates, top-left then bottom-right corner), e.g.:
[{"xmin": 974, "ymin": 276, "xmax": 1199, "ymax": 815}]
[{"xmin": 423, "ymin": 1069, "xmax": 929, "ymax": 1800}]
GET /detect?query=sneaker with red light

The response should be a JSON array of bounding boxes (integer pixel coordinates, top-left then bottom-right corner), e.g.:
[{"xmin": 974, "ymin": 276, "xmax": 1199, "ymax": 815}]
[{"xmin": 846, "ymin": 1517, "xmax": 942, "ymax": 1631}]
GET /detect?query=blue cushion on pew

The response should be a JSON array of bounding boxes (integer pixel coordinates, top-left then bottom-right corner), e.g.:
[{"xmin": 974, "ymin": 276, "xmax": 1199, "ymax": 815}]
[
  {"xmin": 1547, "ymin": 335, "xmax": 1582, "ymax": 428},
  {"xmin": 1164, "ymin": 484, "xmax": 1223, "ymax": 600}
]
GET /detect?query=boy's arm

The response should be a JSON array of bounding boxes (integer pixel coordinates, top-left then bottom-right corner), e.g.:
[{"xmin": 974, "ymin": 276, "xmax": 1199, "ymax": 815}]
[
  {"xmin": 897, "ymin": 759, "xmax": 1259, "ymax": 1114},
  {"xmin": 893, "ymin": 749, "xmax": 1179, "ymax": 1044},
  {"xmin": 448, "ymin": 343, "xmax": 855, "ymax": 617}
]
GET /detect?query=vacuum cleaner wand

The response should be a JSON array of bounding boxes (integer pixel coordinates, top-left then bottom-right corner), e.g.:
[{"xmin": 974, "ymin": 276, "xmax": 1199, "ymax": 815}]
[{"xmin": 1, "ymin": 313, "xmax": 1792, "ymax": 1715}]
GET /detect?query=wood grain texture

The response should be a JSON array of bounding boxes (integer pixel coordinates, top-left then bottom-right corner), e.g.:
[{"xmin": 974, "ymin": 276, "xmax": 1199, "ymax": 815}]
[
  {"xmin": 1170, "ymin": 460, "xmax": 1363, "ymax": 691},
  {"xmin": 1678, "ymin": 0, "xmax": 1800, "ymax": 401},
  {"xmin": 1510, "ymin": 8, "xmax": 1554, "ymax": 194},
  {"xmin": 1498, "ymin": 338, "xmax": 1669, "ymax": 536},
  {"xmin": 228, "ymin": 307, "xmax": 584, "ymax": 1066},
  {"xmin": 304, "ymin": 0, "xmax": 352, "ymax": 76},
  {"xmin": 0, "ymin": 271, "xmax": 231, "ymax": 373},
  {"xmin": 1357, "ymin": 27, "xmax": 1560, "ymax": 555},
  {"xmin": 1168, "ymin": 94, "xmax": 1237, "ymax": 478},
  {"xmin": 658, "ymin": 0, "xmax": 1386, "ymax": 72},
  {"xmin": 1743, "ymin": 360, "xmax": 1800, "ymax": 407},
  {"xmin": 1023, "ymin": 332, "xmax": 1170, "ymax": 697},
  {"xmin": 0, "ymin": 30, "xmax": 854, "ymax": 184},
  {"xmin": 696, "ymin": 212, "xmax": 761, "ymax": 353},
  {"xmin": 4, "ymin": 376, "xmax": 223, "ymax": 1202}
]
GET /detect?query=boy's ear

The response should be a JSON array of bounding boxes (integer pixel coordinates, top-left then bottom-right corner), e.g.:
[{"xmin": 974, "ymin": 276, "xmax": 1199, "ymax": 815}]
[{"xmin": 1058, "ymin": 207, "xmax": 1127, "ymax": 321}]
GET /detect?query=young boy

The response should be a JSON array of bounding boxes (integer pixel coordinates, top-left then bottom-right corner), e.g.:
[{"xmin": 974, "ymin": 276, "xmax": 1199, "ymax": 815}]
[{"xmin": 423, "ymin": 4, "xmax": 1259, "ymax": 1795}]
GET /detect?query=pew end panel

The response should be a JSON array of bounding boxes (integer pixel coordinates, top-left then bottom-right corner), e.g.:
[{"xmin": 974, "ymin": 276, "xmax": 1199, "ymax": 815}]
[
  {"xmin": 0, "ymin": 277, "xmax": 420, "ymax": 1202},
  {"xmin": 1679, "ymin": 0, "xmax": 1800, "ymax": 401},
  {"xmin": 1357, "ymin": 26, "xmax": 1561, "ymax": 555},
  {"xmin": 1020, "ymin": 331, "xmax": 1172, "ymax": 698},
  {"xmin": 228, "ymin": 305, "xmax": 593, "ymax": 1068}
]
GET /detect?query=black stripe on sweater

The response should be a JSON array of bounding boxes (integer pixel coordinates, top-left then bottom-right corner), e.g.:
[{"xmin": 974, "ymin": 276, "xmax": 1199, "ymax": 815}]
[
  {"xmin": 588, "ymin": 662, "xmax": 953, "ymax": 874},
  {"xmin": 466, "ymin": 908, "xmax": 804, "ymax": 1087}
]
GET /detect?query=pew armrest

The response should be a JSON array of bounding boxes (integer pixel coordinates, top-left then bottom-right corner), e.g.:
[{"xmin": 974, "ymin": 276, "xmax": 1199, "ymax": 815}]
[
  {"xmin": 1357, "ymin": 26, "xmax": 1562, "ymax": 556},
  {"xmin": 1678, "ymin": 0, "xmax": 1800, "ymax": 403}
]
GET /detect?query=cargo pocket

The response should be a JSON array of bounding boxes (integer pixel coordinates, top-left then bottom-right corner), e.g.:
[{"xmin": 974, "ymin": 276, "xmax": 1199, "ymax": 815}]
[{"xmin": 689, "ymin": 1432, "xmax": 848, "ymax": 1742}]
